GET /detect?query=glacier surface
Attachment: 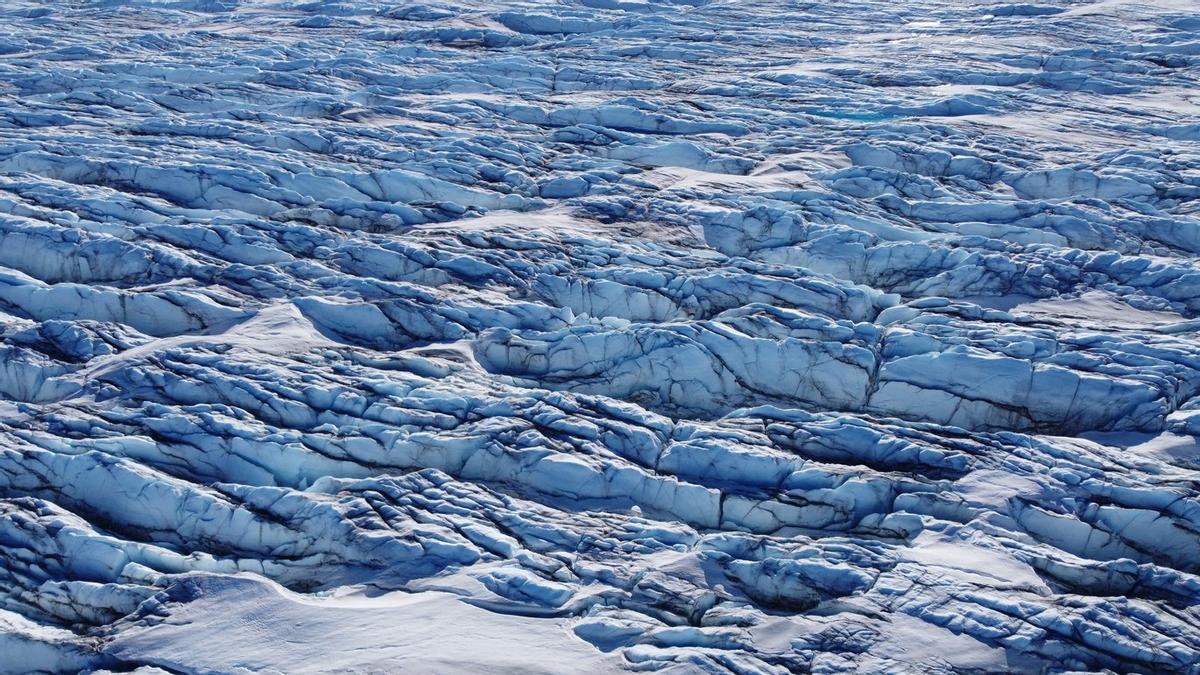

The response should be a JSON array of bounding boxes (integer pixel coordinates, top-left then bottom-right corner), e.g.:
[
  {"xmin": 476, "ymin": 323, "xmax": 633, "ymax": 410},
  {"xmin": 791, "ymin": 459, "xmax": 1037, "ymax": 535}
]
[{"xmin": 1, "ymin": 0, "xmax": 1200, "ymax": 673}]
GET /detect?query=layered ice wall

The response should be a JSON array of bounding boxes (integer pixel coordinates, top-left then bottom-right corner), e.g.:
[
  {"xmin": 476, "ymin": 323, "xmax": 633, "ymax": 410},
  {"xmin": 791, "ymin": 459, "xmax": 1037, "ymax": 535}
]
[{"xmin": 1, "ymin": 0, "xmax": 1200, "ymax": 673}]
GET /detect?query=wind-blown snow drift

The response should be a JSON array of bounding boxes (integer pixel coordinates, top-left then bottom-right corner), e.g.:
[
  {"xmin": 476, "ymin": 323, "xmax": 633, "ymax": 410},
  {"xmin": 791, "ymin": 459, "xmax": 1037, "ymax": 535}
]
[{"xmin": 2, "ymin": 0, "xmax": 1200, "ymax": 673}]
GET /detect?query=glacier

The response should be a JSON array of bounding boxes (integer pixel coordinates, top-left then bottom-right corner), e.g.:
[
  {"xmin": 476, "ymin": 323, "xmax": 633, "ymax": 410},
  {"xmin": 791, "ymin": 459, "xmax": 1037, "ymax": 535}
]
[{"xmin": 1, "ymin": 0, "xmax": 1199, "ymax": 673}]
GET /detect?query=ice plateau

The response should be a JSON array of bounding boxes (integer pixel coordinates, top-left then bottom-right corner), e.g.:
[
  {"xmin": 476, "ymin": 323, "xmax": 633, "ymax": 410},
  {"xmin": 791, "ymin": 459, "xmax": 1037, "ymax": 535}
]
[{"xmin": 1, "ymin": 0, "xmax": 1200, "ymax": 673}]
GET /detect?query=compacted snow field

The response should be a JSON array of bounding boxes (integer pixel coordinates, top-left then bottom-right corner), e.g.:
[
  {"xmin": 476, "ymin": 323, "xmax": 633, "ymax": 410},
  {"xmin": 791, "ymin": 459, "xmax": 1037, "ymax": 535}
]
[{"xmin": 1, "ymin": 0, "xmax": 1200, "ymax": 672}]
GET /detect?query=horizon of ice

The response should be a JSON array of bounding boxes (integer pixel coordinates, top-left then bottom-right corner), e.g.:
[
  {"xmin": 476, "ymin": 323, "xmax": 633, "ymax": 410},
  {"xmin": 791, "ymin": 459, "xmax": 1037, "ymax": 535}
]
[{"xmin": 1, "ymin": 0, "xmax": 1199, "ymax": 673}]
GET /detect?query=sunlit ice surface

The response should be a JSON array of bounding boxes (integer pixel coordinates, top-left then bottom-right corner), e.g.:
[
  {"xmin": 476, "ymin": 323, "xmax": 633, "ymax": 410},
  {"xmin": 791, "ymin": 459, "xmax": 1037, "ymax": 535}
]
[{"xmin": 1, "ymin": 1, "xmax": 1199, "ymax": 672}]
